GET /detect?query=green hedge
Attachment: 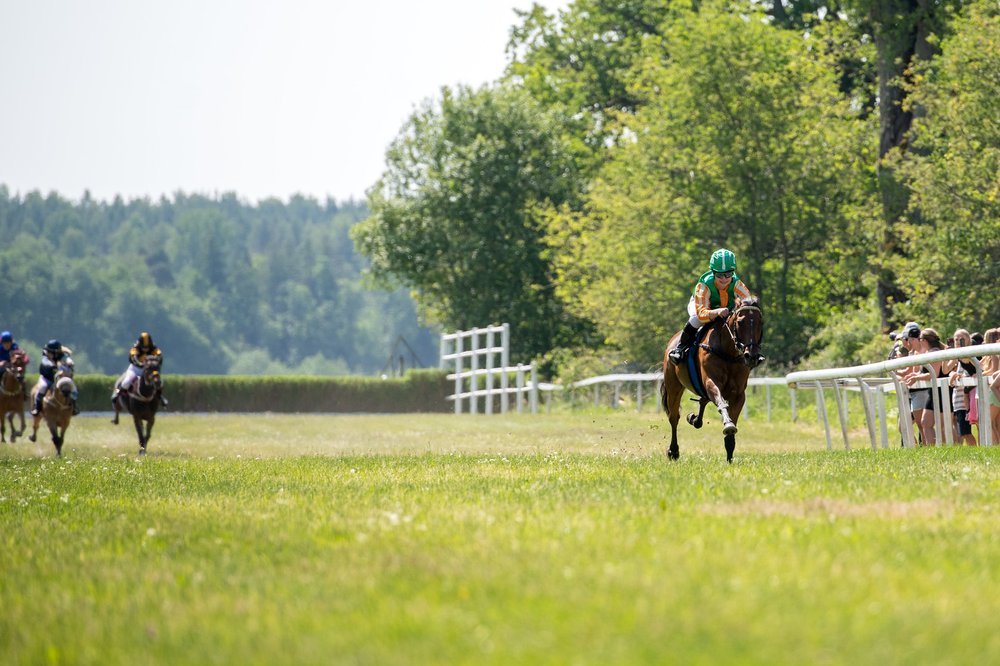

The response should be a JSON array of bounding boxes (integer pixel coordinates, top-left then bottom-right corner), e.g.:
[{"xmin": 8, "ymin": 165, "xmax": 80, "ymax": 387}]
[{"xmin": 71, "ymin": 370, "xmax": 451, "ymax": 413}]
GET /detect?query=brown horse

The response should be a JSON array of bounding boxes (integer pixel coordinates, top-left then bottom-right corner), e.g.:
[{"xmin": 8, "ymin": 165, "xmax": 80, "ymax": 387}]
[
  {"xmin": 112, "ymin": 356, "xmax": 162, "ymax": 455},
  {"xmin": 661, "ymin": 297, "xmax": 764, "ymax": 462},
  {"xmin": 29, "ymin": 376, "xmax": 77, "ymax": 456},
  {"xmin": 0, "ymin": 349, "xmax": 28, "ymax": 443}
]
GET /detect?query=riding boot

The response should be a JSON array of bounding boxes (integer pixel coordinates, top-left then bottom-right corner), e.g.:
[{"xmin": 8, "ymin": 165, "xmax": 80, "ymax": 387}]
[
  {"xmin": 71, "ymin": 399, "xmax": 80, "ymax": 416},
  {"xmin": 31, "ymin": 394, "xmax": 42, "ymax": 416},
  {"xmin": 160, "ymin": 394, "xmax": 169, "ymax": 407},
  {"xmin": 668, "ymin": 323, "xmax": 699, "ymax": 365}
]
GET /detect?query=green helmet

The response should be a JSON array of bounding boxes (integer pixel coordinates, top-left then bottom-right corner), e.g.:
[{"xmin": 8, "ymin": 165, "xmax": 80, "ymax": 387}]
[{"xmin": 709, "ymin": 248, "xmax": 737, "ymax": 273}]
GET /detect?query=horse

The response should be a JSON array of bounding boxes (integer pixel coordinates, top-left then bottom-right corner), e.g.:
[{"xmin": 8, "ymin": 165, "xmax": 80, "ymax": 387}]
[
  {"xmin": 661, "ymin": 297, "xmax": 764, "ymax": 463},
  {"xmin": 112, "ymin": 356, "xmax": 163, "ymax": 455},
  {"xmin": 0, "ymin": 349, "xmax": 28, "ymax": 443},
  {"xmin": 28, "ymin": 375, "xmax": 77, "ymax": 456}
]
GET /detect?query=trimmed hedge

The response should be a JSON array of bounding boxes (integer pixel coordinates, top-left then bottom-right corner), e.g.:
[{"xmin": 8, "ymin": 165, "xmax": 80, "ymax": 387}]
[{"xmin": 70, "ymin": 369, "xmax": 451, "ymax": 413}]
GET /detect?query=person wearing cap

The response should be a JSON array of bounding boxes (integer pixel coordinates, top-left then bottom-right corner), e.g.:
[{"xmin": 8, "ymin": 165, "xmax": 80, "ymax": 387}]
[
  {"xmin": 892, "ymin": 322, "xmax": 926, "ymax": 444},
  {"xmin": 0, "ymin": 331, "xmax": 28, "ymax": 402},
  {"xmin": 31, "ymin": 339, "xmax": 79, "ymax": 416},
  {"xmin": 668, "ymin": 248, "xmax": 760, "ymax": 364}
]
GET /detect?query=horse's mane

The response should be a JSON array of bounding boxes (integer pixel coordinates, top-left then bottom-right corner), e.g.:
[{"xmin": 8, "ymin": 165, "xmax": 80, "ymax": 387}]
[{"xmin": 738, "ymin": 296, "xmax": 761, "ymax": 311}]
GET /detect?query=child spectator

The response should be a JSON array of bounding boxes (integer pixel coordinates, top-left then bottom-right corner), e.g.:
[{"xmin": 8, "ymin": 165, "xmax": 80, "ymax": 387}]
[{"xmin": 945, "ymin": 328, "xmax": 977, "ymax": 445}]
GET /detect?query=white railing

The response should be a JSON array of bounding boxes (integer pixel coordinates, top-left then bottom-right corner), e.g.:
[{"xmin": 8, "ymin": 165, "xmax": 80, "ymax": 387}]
[
  {"xmin": 785, "ymin": 343, "xmax": 1000, "ymax": 449},
  {"xmin": 548, "ymin": 373, "xmax": 788, "ymax": 421}
]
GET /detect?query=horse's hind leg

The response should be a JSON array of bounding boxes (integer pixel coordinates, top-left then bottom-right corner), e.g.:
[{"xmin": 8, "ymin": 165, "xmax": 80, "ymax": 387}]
[
  {"xmin": 663, "ymin": 374, "xmax": 684, "ymax": 460},
  {"xmin": 686, "ymin": 398, "xmax": 709, "ymax": 429}
]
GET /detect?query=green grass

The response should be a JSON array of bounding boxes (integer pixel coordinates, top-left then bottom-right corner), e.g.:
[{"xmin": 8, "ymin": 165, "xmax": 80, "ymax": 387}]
[{"xmin": 2, "ymin": 413, "xmax": 999, "ymax": 665}]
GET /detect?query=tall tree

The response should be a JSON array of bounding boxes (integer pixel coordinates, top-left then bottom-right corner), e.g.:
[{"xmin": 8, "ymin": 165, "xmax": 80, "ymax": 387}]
[
  {"xmin": 352, "ymin": 84, "xmax": 593, "ymax": 360},
  {"xmin": 546, "ymin": 2, "xmax": 877, "ymax": 365},
  {"xmin": 894, "ymin": 0, "xmax": 1000, "ymax": 331}
]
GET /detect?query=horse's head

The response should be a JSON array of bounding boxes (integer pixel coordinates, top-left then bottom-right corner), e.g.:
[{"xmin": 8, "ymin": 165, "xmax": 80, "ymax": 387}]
[
  {"xmin": 142, "ymin": 357, "xmax": 163, "ymax": 393},
  {"xmin": 728, "ymin": 297, "xmax": 764, "ymax": 369},
  {"xmin": 55, "ymin": 375, "xmax": 76, "ymax": 399}
]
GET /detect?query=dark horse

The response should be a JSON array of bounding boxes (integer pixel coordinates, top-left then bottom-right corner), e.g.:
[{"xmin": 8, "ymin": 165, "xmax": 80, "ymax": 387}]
[
  {"xmin": 0, "ymin": 349, "xmax": 29, "ymax": 443},
  {"xmin": 661, "ymin": 297, "xmax": 764, "ymax": 462},
  {"xmin": 112, "ymin": 356, "xmax": 163, "ymax": 455}
]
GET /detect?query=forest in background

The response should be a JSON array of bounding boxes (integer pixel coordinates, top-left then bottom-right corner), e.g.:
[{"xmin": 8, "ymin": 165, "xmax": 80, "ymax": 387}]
[{"xmin": 0, "ymin": 187, "xmax": 438, "ymax": 375}]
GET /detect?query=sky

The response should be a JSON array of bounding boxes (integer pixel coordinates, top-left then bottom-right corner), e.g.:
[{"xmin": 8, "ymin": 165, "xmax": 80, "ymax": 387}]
[{"xmin": 0, "ymin": 0, "xmax": 569, "ymax": 204}]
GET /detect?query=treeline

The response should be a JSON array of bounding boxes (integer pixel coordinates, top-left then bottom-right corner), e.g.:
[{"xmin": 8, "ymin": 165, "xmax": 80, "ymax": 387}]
[
  {"xmin": 0, "ymin": 188, "xmax": 438, "ymax": 375},
  {"xmin": 354, "ymin": 0, "xmax": 1000, "ymax": 376}
]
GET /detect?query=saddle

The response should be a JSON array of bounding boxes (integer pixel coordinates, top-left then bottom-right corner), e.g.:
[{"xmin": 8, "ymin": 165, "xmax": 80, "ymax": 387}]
[{"xmin": 683, "ymin": 326, "xmax": 712, "ymax": 400}]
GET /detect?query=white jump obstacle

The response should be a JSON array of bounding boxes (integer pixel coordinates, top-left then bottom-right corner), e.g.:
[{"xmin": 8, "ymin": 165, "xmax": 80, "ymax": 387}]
[{"xmin": 440, "ymin": 323, "xmax": 541, "ymax": 414}]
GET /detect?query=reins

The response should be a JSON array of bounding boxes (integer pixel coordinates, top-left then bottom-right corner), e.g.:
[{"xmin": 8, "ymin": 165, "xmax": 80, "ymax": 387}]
[{"xmin": 700, "ymin": 304, "xmax": 762, "ymax": 363}]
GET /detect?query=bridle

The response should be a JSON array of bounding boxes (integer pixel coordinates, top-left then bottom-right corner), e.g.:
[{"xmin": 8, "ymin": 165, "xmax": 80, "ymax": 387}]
[{"xmin": 720, "ymin": 304, "xmax": 763, "ymax": 366}]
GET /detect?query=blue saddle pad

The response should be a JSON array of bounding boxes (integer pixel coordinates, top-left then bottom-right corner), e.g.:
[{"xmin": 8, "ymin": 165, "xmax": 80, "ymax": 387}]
[{"xmin": 685, "ymin": 326, "xmax": 711, "ymax": 400}]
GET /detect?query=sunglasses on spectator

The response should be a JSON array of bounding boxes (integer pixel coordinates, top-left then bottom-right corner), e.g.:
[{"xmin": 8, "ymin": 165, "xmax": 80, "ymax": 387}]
[{"xmin": 714, "ymin": 271, "xmax": 734, "ymax": 279}]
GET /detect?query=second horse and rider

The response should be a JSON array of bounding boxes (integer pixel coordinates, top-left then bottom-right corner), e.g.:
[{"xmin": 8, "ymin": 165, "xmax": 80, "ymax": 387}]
[{"xmin": 0, "ymin": 330, "xmax": 168, "ymax": 417}]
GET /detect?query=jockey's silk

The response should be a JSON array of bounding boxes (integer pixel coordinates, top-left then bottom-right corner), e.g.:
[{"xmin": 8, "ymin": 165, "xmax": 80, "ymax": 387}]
[{"xmin": 692, "ymin": 271, "xmax": 752, "ymax": 324}]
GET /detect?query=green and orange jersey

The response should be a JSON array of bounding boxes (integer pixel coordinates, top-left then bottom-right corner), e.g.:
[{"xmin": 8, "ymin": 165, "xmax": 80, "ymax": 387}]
[{"xmin": 692, "ymin": 271, "xmax": 751, "ymax": 324}]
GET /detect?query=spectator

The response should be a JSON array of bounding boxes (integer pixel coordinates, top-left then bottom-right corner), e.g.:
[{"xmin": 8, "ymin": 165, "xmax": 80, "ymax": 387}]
[
  {"xmin": 903, "ymin": 327, "xmax": 947, "ymax": 445},
  {"xmin": 893, "ymin": 322, "xmax": 926, "ymax": 445},
  {"xmin": 982, "ymin": 328, "xmax": 1000, "ymax": 445},
  {"xmin": 945, "ymin": 328, "xmax": 977, "ymax": 445}
]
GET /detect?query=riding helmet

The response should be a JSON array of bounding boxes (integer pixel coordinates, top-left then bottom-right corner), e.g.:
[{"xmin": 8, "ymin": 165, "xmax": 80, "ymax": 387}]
[
  {"xmin": 0, "ymin": 331, "xmax": 11, "ymax": 342},
  {"xmin": 45, "ymin": 339, "xmax": 63, "ymax": 353},
  {"xmin": 138, "ymin": 331, "xmax": 153, "ymax": 347},
  {"xmin": 709, "ymin": 248, "xmax": 737, "ymax": 273}
]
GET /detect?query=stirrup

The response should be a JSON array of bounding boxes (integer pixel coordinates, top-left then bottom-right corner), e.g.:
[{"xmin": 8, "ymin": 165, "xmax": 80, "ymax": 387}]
[{"xmin": 668, "ymin": 347, "xmax": 685, "ymax": 364}]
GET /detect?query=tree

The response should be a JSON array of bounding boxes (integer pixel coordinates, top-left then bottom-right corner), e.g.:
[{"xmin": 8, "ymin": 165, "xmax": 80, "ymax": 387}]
[
  {"xmin": 894, "ymin": 0, "xmax": 1000, "ymax": 331},
  {"xmin": 352, "ymin": 84, "xmax": 593, "ymax": 360},
  {"xmin": 546, "ymin": 2, "xmax": 877, "ymax": 365}
]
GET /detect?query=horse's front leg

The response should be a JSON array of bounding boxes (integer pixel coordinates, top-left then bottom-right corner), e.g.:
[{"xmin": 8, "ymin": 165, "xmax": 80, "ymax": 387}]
[
  {"xmin": 133, "ymin": 415, "xmax": 148, "ymax": 455},
  {"xmin": 27, "ymin": 413, "xmax": 41, "ymax": 443},
  {"xmin": 703, "ymin": 379, "xmax": 737, "ymax": 436},
  {"xmin": 1, "ymin": 414, "xmax": 7, "ymax": 443},
  {"xmin": 15, "ymin": 410, "xmax": 24, "ymax": 440},
  {"xmin": 49, "ymin": 424, "xmax": 63, "ymax": 457}
]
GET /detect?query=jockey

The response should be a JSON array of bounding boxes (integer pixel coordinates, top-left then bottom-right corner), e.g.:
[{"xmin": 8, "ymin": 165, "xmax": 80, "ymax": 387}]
[
  {"xmin": 112, "ymin": 331, "xmax": 167, "ymax": 406},
  {"xmin": 668, "ymin": 248, "xmax": 757, "ymax": 365},
  {"xmin": 0, "ymin": 331, "xmax": 21, "ymax": 363},
  {"xmin": 0, "ymin": 331, "xmax": 28, "ymax": 399},
  {"xmin": 32, "ymin": 339, "xmax": 79, "ymax": 416}
]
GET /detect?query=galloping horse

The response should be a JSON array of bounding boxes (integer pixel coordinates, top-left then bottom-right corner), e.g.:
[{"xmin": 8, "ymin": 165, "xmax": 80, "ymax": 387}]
[
  {"xmin": 29, "ymin": 375, "xmax": 77, "ymax": 456},
  {"xmin": 0, "ymin": 349, "xmax": 28, "ymax": 442},
  {"xmin": 661, "ymin": 297, "xmax": 764, "ymax": 462},
  {"xmin": 112, "ymin": 356, "xmax": 163, "ymax": 455}
]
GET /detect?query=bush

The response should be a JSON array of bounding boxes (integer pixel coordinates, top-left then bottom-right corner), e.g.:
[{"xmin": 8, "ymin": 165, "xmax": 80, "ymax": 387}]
[{"xmin": 72, "ymin": 370, "xmax": 451, "ymax": 413}]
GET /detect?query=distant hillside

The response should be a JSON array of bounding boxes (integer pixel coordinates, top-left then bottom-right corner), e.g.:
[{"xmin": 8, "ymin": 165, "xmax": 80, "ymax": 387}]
[{"xmin": 0, "ymin": 187, "xmax": 438, "ymax": 375}]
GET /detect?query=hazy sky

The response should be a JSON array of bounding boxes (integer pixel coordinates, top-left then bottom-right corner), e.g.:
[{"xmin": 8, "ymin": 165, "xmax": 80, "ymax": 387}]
[{"xmin": 0, "ymin": 0, "xmax": 568, "ymax": 204}]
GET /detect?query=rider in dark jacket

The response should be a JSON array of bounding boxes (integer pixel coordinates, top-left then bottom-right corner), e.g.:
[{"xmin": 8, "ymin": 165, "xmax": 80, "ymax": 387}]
[{"xmin": 32, "ymin": 339, "xmax": 79, "ymax": 416}]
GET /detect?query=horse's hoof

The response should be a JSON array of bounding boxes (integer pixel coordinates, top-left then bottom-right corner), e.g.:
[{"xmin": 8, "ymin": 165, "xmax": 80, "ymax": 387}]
[
  {"xmin": 139, "ymin": 447, "xmax": 146, "ymax": 456},
  {"xmin": 667, "ymin": 445, "xmax": 679, "ymax": 460},
  {"xmin": 723, "ymin": 423, "xmax": 738, "ymax": 436},
  {"xmin": 28, "ymin": 434, "xmax": 35, "ymax": 443}
]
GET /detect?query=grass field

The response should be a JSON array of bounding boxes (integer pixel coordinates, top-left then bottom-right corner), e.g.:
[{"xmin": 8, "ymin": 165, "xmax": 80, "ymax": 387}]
[{"xmin": 2, "ymin": 412, "xmax": 1000, "ymax": 665}]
